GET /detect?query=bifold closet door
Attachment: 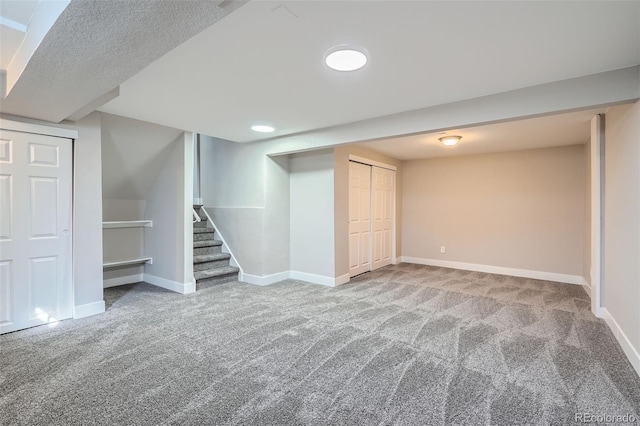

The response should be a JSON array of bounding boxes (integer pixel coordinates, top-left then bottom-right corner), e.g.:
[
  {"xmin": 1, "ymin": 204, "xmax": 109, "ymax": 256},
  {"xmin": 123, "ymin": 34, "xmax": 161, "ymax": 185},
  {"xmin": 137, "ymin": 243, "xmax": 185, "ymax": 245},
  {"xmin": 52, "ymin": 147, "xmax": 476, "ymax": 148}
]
[
  {"xmin": 371, "ymin": 166, "xmax": 393, "ymax": 270},
  {"xmin": 349, "ymin": 161, "xmax": 395, "ymax": 278},
  {"xmin": 348, "ymin": 161, "xmax": 371, "ymax": 277},
  {"xmin": 0, "ymin": 129, "xmax": 73, "ymax": 334}
]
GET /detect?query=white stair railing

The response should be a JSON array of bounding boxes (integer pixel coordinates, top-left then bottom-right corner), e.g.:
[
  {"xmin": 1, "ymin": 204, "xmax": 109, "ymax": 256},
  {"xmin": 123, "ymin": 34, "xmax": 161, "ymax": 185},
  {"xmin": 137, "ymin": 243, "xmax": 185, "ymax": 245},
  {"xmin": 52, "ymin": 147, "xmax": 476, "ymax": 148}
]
[{"xmin": 192, "ymin": 208, "xmax": 201, "ymax": 223}]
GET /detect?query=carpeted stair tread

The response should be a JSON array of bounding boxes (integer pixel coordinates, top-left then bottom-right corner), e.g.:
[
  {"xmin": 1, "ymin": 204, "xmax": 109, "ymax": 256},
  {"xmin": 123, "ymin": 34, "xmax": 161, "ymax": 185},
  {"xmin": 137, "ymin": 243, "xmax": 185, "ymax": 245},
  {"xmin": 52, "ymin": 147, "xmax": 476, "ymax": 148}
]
[
  {"xmin": 193, "ymin": 240, "xmax": 222, "ymax": 248},
  {"xmin": 192, "ymin": 205, "xmax": 239, "ymax": 287},
  {"xmin": 194, "ymin": 266, "xmax": 239, "ymax": 280},
  {"xmin": 193, "ymin": 227, "xmax": 214, "ymax": 234},
  {"xmin": 193, "ymin": 253, "xmax": 231, "ymax": 264}
]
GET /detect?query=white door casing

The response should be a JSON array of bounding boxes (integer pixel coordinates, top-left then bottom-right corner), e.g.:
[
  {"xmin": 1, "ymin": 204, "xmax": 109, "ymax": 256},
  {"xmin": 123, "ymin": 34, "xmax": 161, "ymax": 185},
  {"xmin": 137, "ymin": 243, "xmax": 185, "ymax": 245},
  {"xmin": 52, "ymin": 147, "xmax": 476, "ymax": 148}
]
[
  {"xmin": 0, "ymin": 129, "xmax": 73, "ymax": 334},
  {"xmin": 590, "ymin": 114, "xmax": 603, "ymax": 318},
  {"xmin": 348, "ymin": 161, "xmax": 371, "ymax": 277},
  {"xmin": 371, "ymin": 166, "xmax": 394, "ymax": 270}
]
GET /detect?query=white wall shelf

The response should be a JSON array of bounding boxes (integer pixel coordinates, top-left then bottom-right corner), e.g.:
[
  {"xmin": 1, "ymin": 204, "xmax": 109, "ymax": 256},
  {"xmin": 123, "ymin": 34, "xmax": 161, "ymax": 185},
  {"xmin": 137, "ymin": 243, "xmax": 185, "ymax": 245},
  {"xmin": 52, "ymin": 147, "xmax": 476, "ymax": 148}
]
[
  {"xmin": 102, "ymin": 220, "xmax": 152, "ymax": 229},
  {"xmin": 103, "ymin": 257, "xmax": 153, "ymax": 269}
]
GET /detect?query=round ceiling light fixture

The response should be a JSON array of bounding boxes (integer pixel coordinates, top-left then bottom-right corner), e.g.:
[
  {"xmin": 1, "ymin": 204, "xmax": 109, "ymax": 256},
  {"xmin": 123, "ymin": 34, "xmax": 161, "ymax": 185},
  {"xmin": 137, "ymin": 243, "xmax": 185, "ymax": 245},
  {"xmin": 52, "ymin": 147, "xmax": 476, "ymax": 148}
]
[
  {"xmin": 439, "ymin": 135, "xmax": 461, "ymax": 146},
  {"xmin": 251, "ymin": 124, "xmax": 275, "ymax": 133},
  {"xmin": 325, "ymin": 45, "xmax": 368, "ymax": 71}
]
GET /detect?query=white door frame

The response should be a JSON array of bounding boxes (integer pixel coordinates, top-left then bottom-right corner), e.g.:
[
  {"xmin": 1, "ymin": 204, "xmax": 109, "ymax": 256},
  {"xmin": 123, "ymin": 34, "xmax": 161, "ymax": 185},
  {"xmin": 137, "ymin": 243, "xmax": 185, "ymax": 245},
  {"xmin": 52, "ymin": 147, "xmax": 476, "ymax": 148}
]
[
  {"xmin": 0, "ymin": 118, "xmax": 78, "ymax": 321},
  {"xmin": 0, "ymin": 119, "xmax": 77, "ymax": 140},
  {"xmin": 348, "ymin": 154, "xmax": 397, "ymax": 267},
  {"xmin": 590, "ymin": 114, "xmax": 604, "ymax": 318}
]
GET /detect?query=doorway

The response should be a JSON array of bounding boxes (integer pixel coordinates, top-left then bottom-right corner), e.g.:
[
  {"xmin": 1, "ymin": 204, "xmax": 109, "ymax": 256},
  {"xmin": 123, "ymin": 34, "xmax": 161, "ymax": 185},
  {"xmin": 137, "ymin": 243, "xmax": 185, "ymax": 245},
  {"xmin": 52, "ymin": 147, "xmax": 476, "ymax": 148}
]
[
  {"xmin": 0, "ymin": 129, "xmax": 73, "ymax": 333},
  {"xmin": 348, "ymin": 159, "xmax": 395, "ymax": 278}
]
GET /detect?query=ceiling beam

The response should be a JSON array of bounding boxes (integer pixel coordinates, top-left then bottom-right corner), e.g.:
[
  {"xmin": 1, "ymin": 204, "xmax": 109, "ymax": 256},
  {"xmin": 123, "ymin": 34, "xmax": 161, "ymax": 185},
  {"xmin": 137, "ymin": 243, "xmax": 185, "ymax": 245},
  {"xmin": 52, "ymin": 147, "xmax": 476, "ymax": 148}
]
[{"xmin": 264, "ymin": 66, "xmax": 640, "ymax": 156}]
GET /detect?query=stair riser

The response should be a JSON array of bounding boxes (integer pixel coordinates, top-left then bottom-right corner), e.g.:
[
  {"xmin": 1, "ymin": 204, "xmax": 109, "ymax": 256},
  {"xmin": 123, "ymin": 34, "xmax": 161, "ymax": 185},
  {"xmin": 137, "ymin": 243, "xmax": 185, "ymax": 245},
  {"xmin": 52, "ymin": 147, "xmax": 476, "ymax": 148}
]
[
  {"xmin": 196, "ymin": 272, "xmax": 238, "ymax": 289},
  {"xmin": 194, "ymin": 232, "xmax": 216, "ymax": 242},
  {"xmin": 193, "ymin": 221, "xmax": 208, "ymax": 229},
  {"xmin": 194, "ymin": 258, "xmax": 230, "ymax": 272},
  {"xmin": 193, "ymin": 246, "xmax": 222, "ymax": 256}
]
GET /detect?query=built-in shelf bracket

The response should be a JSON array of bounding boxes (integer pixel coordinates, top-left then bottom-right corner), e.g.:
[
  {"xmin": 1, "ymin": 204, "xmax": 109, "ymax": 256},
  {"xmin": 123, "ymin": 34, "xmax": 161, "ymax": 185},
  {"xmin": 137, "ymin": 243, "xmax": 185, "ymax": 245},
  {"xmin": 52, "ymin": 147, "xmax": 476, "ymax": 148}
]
[
  {"xmin": 103, "ymin": 257, "xmax": 153, "ymax": 269},
  {"xmin": 102, "ymin": 220, "xmax": 153, "ymax": 229}
]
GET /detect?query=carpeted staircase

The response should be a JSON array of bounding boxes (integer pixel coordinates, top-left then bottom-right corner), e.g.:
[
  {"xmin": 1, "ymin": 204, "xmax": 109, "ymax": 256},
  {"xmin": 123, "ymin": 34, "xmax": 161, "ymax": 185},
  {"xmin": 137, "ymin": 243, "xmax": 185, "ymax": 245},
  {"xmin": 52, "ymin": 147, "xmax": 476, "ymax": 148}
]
[{"xmin": 193, "ymin": 205, "xmax": 239, "ymax": 289}]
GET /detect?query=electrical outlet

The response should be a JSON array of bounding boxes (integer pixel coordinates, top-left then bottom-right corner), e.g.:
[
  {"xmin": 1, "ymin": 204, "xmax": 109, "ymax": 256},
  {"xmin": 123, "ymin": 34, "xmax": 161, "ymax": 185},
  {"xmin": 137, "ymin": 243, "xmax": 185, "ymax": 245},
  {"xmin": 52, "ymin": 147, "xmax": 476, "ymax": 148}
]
[{"xmin": 440, "ymin": 246, "xmax": 446, "ymax": 254}]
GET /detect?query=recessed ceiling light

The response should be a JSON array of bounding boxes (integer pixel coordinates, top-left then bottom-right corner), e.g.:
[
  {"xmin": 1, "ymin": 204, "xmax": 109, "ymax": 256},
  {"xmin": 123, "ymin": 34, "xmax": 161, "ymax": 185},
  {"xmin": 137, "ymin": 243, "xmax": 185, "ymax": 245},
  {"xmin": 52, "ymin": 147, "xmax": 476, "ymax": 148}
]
[
  {"xmin": 251, "ymin": 124, "xmax": 275, "ymax": 133},
  {"xmin": 325, "ymin": 45, "xmax": 368, "ymax": 71},
  {"xmin": 439, "ymin": 135, "xmax": 461, "ymax": 146}
]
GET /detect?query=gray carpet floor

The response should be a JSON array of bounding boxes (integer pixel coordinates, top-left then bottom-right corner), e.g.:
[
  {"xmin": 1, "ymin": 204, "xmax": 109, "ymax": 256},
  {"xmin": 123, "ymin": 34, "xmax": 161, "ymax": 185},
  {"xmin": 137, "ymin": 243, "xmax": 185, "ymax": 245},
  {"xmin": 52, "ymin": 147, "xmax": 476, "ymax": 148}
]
[{"xmin": 1, "ymin": 263, "xmax": 639, "ymax": 425}]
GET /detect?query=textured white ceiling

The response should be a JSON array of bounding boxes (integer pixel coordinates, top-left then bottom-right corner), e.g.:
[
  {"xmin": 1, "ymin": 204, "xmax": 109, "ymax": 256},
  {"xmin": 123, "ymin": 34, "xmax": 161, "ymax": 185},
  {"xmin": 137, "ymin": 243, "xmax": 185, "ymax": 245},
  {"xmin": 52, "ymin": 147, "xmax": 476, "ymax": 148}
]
[
  {"xmin": 100, "ymin": 0, "xmax": 640, "ymax": 143},
  {"xmin": 0, "ymin": 0, "xmax": 247, "ymax": 122},
  {"xmin": 357, "ymin": 108, "xmax": 606, "ymax": 161}
]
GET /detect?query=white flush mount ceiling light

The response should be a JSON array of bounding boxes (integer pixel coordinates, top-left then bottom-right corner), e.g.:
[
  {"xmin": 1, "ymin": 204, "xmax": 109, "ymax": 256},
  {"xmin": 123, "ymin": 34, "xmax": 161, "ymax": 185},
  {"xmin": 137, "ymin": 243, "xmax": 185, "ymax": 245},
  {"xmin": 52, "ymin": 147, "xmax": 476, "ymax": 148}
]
[
  {"xmin": 251, "ymin": 124, "xmax": 275, "ymax": 133},
  {"xmin": 439, "ymin": 135, "xmax": 461, "ymax": 146},
  {"xmin": 325, "ymin": 45, "xmax": 368, "ymax": 71}
]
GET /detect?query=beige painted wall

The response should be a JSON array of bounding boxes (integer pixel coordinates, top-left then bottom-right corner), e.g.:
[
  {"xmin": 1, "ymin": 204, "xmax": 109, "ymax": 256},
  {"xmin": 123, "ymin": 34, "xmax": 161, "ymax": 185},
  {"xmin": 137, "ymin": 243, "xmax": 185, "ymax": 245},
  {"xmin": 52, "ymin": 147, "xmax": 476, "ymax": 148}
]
[
  {"xmin": 334, "ymin": 144, "xmax": 403, "ymax": 278},
  {"xmin": 603, "ymin": 101, "xmax": 640, "ymax": 355},
  {"xmin": 402, "ymin": 145, "xmax": 585, "ymax": 276}
]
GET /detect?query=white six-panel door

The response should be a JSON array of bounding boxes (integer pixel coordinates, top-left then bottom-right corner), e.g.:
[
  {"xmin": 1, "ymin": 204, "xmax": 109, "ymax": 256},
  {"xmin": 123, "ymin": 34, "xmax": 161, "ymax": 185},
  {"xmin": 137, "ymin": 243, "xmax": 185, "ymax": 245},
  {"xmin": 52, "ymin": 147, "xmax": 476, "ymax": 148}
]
[
  {"xmin": 0, "ymin": 129, "xmax": 73, "ymax": 334},
  {"xmin": 348, "ymin": 162, "xmax": 371, "ymax": 277},
  {"xmin": 372, "ymin": 166, "xmax": 394, "ymax": 270}
]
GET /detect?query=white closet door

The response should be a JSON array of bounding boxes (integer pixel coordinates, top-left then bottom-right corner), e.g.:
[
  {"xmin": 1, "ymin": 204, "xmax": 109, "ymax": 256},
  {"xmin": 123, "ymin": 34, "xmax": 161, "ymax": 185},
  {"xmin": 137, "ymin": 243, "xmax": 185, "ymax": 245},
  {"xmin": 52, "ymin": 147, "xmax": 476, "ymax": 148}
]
[
  {"xmin": 371, "ymin": 166, "xmax": 394, "ymax": 270},
  {"xmin": 0, "ymin": 130, "xmax": 73, "ymax": 334},
  {"xmin": 348, "ymin": 161, "xmax": 371, "ymax": 277}
]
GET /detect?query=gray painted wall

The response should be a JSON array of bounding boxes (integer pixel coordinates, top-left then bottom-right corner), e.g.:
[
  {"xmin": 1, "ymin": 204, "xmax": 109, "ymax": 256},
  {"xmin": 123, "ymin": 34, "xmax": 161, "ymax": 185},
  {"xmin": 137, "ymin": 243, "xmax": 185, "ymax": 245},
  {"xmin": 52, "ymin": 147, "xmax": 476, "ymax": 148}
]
[
  {"xmin": 201, "ymin": 135, "xmax": 290, "ymax": 277},
  {"xmin": 144, "ymin": 135, "xmax": 188, "ymax": 284},
  {"xmin": 72, "ymin": 112, "xmax": 104, "ymax": 308},
  {"xmin": 100, "ymin": 114, "xmax": 188, "ymax": 287},
  {"xmin": 101, "ymin": 112, "xmax": 183, "ymax": 201},
  {"xmin": 289, "ymin": 150, "xmax": 335, "ymax": 278}
]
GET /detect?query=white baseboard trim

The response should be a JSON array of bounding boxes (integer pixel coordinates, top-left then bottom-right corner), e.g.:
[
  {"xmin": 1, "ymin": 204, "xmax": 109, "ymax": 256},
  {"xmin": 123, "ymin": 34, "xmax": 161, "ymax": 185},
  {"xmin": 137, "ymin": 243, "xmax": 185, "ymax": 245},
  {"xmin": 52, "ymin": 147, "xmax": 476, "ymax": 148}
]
[
  {"xmin": 103, "ymin": 273, "xmax": 143, "ymax": 288},
  {"xmin": 242, "ymin": 271, "xmax": 290, "ymax": 286},
  {"xmin": 74, "ymin": 300, "xmax": 105, "ymax": 319},
  {"xmin": 601, "ymin": 308, "xmax": 640, "ymax": 377},
  {"xmin": 241, "ymin": 271, "xmax": 350, "ymax": 287},
  {"xmin": 393, "ymin": 257, "xmax": 401, "ymax": 265},
  {"xmin": 400, "ymin": 257, "xmax": 583, "ymax": 285},
  {"xmin": 335, "ymin": 273, "xmax": 350, "ymax": 286},
  {"xmin": 290, "ymin": 271, "xmax": 336, "ymax": 287},
  {"xmin": 143, "ymin": 274, "xmax": 195, "ymax": 294},
  {"xmin": 581, "ymin": 277, "xmax": 592, "ymax": 297}
]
